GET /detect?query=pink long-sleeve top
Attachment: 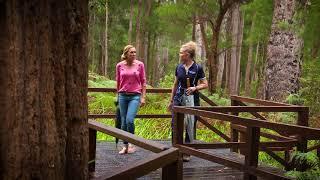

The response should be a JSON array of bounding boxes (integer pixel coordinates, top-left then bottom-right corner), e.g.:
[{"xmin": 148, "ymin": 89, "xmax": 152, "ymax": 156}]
[{"xmin": 116, "ymin": 60, "xmax": 146, "ymax": 94}]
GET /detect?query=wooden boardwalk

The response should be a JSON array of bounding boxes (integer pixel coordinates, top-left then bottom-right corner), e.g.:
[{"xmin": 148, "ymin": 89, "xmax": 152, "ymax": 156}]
[{"xmin": 94, "ymin": 140, "xmax": 284, "ymax": 180}]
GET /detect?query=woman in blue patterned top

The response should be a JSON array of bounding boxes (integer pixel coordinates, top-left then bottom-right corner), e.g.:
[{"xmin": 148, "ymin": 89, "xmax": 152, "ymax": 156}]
[{"xmin": 168, "ymin": 41, "xmax": 208, "ymax": 161}]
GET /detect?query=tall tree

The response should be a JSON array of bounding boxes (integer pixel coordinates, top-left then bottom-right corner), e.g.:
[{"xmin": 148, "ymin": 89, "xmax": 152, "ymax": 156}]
[
  {"xmin": 265, "ymin": 0, "xmax": 303, "ymax": 101},
  {"xmin": 135, "ymin": 0, "xmax": 142, "ymax": 58},
  {"xmin": 0, "ymin": 1, "xmax": 88, "ymax": 179},
  {"xmin": 128, "ymin": 0, "xmax": 134, "ymax": 44},
  {"xmin": 229, "ymin": 2, "xmax": 243, "ymax": 95},
  {"xmin": 245, "ymin": 14, "xmax": 255, "ymax": 96},
  {"xmin": 104, "ymin": 0, "xmax": 109, "ymax": 77}
]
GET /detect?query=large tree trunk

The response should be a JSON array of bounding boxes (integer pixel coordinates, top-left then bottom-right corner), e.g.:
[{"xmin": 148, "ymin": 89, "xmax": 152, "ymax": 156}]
[
  {"xmin": 135, "ymin": 0, "xmax": 142, "ymax": 58},
  {"xmin": 245, "ymin": 16, "xmax": 255, "ymax": 96},
  {"xmin": 195, "ymin": 17, "xmax": 206, "ymax": 72},
  {"xmin": 128, "ymin": 0, "xmax": 134, "ymax": 44},
  {"xmin": 229, "ymin": 2, "xmax": 243, "ymax": 95},
  {"xmin": 0, "ymin": 1, "xmax": 88, "ymax": 179},
  {"xmin": 104, "ymin": 0, "xmax": 108, "ymax": 77},
  {"xmin": 265, "ymin": 0, "xmax": 303, "ymax": 102}
]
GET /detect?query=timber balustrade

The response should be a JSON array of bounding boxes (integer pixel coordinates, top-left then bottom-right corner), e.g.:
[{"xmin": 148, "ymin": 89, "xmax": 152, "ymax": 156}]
[
  {"xmin": 88, "ymin": 88, "xmax": 320, "ymax": 179},
  {"xmin": 88, "ymin": 88, "xmax": 183, "ymax": 180},
  {"xmin": 172, "ymin": 103, "xmax": 320, "ymax": 180}
]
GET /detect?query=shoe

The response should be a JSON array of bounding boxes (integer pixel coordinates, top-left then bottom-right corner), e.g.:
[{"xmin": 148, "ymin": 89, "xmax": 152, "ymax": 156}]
[
  {"xmin": 127, "ymin": 144, "xmax": 136, "ymax": 154},
  {"xmin": 119, "ymin": 146, "xmax": 128, "ymax": 154},
  {"xmin": 182, "ymin": 154, "xmax": 190, "ymax": 162}
]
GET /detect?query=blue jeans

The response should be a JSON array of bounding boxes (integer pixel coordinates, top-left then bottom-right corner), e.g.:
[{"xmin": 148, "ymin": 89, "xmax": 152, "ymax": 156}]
[{"xmin": 118, "ymin": 93, "xmax": 141, "ymax": 144}]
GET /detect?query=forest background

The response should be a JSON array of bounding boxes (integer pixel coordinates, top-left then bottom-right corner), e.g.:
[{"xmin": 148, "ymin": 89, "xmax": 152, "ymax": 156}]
[{"xmin": 88, "ymin": 0, "xmax": 320, "ymax": 173}]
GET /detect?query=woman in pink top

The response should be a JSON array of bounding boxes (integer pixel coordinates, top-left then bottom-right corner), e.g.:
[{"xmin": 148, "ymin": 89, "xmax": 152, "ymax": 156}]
[{"xmin": 116, "ymin": 45, "xmax": 146, "ymax": 154}]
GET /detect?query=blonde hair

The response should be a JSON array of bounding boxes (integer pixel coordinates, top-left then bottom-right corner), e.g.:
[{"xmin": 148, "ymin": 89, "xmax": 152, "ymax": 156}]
[
  {"xmin": 121, "ymin": 45, "xmax": 134, "ymax": 60},
  {"xmin": 181, "ymin": 41, "xmax": 197, "ymax": 59}
]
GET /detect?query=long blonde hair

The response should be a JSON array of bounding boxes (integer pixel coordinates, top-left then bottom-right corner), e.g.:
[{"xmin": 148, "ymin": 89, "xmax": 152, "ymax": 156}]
[
  {"xmin": 121, "ymin": 45, "xmax": 134, "ymax": 60},
  {"xmin": 181, "ymin": 41, "xmax": 197, "ymax": 59}
]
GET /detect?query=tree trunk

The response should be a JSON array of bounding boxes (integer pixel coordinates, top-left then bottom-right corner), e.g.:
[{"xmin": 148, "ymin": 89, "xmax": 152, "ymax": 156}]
[
  {"xmin": 224, "ymin": 11, "xmax": 232, "ymax": 93},
  {"xmin": 195, "ymin": 16, "xmax": 206, "ymax": 72},
  {"xmin": 245, "ymin": 17, "xmax": 255, "ymax": 96},
  {"xmin": 265, "ymin": 0, "xmax": 303, "ymax": 102},
  {"xmin": 104, "ymin": 0, "xmax": 108, "ymax": 77},
  {"xmin": 128, "ymin": 0, "xmax": 134, "ymax": 44},
  {"xmin": 0, "ymin": 1, "xmax": 88, "ymax": 179},
  {"xmin": 252, "ymin": 42, "xmax": 260, "ymax": 82},
  {"xmin": 135, "ymin": 0, "xmax": 142, "ymax": 58},
  {"xmin": 229, "ymin": 2, "xmax": 242, "ymax": 95}
]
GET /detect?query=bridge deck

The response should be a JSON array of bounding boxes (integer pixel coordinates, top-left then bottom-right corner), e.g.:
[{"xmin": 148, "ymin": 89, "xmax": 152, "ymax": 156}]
[{"xmin": 94, "ymin": 140, "xmax": 285, "ymax": 180}]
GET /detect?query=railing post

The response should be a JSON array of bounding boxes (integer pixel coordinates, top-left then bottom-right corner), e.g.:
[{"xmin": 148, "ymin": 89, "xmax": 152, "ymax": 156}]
[
  {"xmin": 297, "ymin": 108, "xmax": 309, "ymax": 152},
  {"xmin": 162, "ymin": 152, "xmax": 183, "ymax": 180},
  {"xmin": 244, "ymin": 126, "xmax": 260, "ymax": 180},
  {"xmin": 230, "ymin": 99, "xmax": 240, "ymax": 152},
  {"xmin": 89, "ymin": 128, "xmax": 97, "ymax": 177},
  {"xmin": 172, "ymin": 111, "xmax": 184, "ymax": 146}
]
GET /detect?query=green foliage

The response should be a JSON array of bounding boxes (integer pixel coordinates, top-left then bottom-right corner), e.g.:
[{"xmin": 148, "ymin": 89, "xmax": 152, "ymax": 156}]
[
  {"xmin": 207, "ymin": 93, "xmax": 231, "ymax": 106},
  {"xmin": 286, "ymin": 152, "xmax": 320, "ymax": 180},
  {"xmin": 242, "ymin": 0, "xmax": 273, "ymax": 44},
  {"xmin": 155, "ymin": 2, "xmax": 191, "ymax": 40},
  {"xmin": 286, "ymin": 94, "xmax": 304, "ymax": 105},
  {"xmin": 300, "ymin": 60, "xmax": 320, "ymax": 116},
  {"xmin": 158, "ymin": 74, "xmax": 175, "ymax": 88},
  {"xmin": 303, "ymin": 0, "xmax": 320, "ymax": 55},
  {"xmin": 277, "ymin": 20, "xmax": 293, "ymax": 31}
]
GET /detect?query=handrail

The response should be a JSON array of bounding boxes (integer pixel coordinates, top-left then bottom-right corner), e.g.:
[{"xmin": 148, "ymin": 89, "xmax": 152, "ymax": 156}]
[
  {"xmin": 88, "ymin": 114, "xmax": 171, "ymax": 119},
  {"xmin": 88, "ymin": 119, "xmax": 168, "ymax": 153},
  {"xmin": 173, "ymin": 106, "xmax": 320, "ymax": 139},
  {"xmin": 230, "ymin": 95, "xmax": 292, "ymax": 106},
  {"xmin": 88, "ymin": 87, "xmax": 172, "ymax": 93},
  {"xmin": 192, "ymin": 106, "xmax": 308, "ymax": 112},
  {"xmin": 94, "ymin": 148, "xmax": 179, "ymax": 180}
]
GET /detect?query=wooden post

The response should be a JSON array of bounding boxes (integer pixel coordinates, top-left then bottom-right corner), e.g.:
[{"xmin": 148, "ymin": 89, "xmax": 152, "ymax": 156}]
[
  {"xmin": 297, "ymin": 109, "xmax": 309, "ymax": 152},
  {"xmin": 230, "ymin": 99, "xmax": 240, "ymax": 152},
  {"xmin": 244, "ymin": 127, "xmax": 260, "ymax": 180},
  {"xmin": 88, "ymin": 128, "xmax": 97, "ymax": 177},
  {"xmin": 172, "ymin": 111, "xmax": 184, "ymax": 146},
  {"xmin": 162, "ymin": 152, "xmax": 183, "ymax": 180}
]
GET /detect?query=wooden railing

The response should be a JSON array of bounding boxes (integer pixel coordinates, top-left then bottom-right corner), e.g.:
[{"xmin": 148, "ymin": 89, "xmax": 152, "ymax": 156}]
[
  {"xmin": 88, "ymin": 88, "xmax": 320, "ymax": 179},
  {"xmin": 88, "ymin": 120, "xmax": 181, "ymax": 180},
  {"xmin": 172, "ymin": 96, "xmax": 320, "ymax": 180}
]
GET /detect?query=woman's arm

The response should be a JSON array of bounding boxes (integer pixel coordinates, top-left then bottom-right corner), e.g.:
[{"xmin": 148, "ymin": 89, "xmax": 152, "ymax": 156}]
[
  {"xmin": 140, "ymin": 85, "xmax": 146, "ymax": 106},
  {"xmin": 140, "ymin": 62, "xmax": 147, "ymax": 106},
  {"xmin": 195, "ymin": 78, "xmax": 208, "ymax": 91},
  {"xmin": 186, "ymin": 78, "xmax": 208, "ymax": 95}
]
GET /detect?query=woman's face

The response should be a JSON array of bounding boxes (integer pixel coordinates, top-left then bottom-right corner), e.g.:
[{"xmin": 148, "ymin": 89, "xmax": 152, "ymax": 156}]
[
  {"xmin": 179, "ymin": 48, "xmax": 189, "ymax": 63},
  {"xmin": 127, "ymin": 47, "xmax": 136, "ymax": 62}
]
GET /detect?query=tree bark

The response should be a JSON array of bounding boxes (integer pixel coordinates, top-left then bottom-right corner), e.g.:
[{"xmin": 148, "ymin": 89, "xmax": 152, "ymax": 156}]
[
  {"xmin": 135, "ymin": 0, "xmax": 142, "ymax": 58},
  {"xmin": 229, "ymin": 2, "xmax": 242, "ymax": 95},
  {"xmin": 265, "ymin": 0, "xmax": 303, "ymax": 102},
  {"xmin": 195, "ymin": 16, "xmax": 206, "ymax": 72},
  {"xmin": 0, "ymin": 1, "xmax": 88, "ymax": 179},
  {"xmin": 245, "ymin": 16, "xmax": 255, "ymax": 96},
  {"xmin": 104, "ymin": 0, "xmax": 108, "ymax": 77},
  {"xmin": 128, "ymin": 0, "xmax": 134, "ymax": 44}
]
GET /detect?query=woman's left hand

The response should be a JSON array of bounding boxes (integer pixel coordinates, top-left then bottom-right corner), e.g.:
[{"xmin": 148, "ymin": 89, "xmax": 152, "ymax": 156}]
[
  {"xmin": 140, "ymin": 97, "xmax": 146, "ymax": 107},
  {"xmin": 186, "ymin": 87, "xmax": 197, "ymax": 95}
]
